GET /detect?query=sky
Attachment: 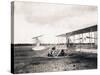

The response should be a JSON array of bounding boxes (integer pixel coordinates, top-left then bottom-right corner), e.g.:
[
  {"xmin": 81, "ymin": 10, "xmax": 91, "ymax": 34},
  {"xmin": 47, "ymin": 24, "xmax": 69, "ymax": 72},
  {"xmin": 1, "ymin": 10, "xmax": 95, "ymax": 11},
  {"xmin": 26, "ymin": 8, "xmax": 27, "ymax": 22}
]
[{"xmin": 13, "ymin": 1, "xmax": 97, "ymax": 44}]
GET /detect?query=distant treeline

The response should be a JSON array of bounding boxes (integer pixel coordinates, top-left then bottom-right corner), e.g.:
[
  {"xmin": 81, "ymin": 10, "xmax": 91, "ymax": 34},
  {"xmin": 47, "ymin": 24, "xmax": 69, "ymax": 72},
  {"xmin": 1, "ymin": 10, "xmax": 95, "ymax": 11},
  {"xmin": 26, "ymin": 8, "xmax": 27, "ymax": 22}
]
[
  {"xmin": 11, "ymin": 43, "xmax": 66, "ymax": 46},
  {"xmin": 11, "ymin": 43, "xmax": 33, "ymax": 46},
  {"xmin": 11, "ymin": 43, "xmax": 96, "ymax": 46}
]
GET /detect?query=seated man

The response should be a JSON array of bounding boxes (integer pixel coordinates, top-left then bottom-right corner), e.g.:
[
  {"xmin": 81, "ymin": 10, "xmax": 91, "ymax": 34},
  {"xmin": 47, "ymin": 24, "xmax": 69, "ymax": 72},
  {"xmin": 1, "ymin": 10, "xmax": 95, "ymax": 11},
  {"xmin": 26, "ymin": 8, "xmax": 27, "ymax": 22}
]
[
  {"xmin": 48, "ymin": 47, "xmax": 56, "ymax": 56},
  {"xmin": 58, "ymin": 49, "xmax": 65, "ymax": 56}
]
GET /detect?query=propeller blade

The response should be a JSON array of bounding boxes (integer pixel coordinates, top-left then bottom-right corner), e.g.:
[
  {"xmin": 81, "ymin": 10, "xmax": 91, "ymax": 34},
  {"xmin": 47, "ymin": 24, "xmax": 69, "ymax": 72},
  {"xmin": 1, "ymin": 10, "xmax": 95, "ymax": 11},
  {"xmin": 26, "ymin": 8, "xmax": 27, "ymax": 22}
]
[{"xmin": 32, "ymin": 35, "xmax": 43, "ymax": 39}]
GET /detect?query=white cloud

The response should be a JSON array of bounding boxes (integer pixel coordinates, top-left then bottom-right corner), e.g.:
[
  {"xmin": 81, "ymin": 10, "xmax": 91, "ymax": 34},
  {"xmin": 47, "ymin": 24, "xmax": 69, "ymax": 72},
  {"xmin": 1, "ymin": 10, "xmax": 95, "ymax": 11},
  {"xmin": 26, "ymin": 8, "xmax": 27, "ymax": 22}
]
[{"xmin": 14, "ymin": 1, "xmax": 97, "ymax": 44}]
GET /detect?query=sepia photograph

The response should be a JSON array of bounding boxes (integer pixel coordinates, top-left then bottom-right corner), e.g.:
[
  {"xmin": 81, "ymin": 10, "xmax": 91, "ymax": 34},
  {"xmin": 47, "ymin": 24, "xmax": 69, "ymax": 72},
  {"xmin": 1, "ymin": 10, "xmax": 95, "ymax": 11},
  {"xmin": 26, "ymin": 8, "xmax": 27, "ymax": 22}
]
[{"xmin": 11, "ymin": 1, "xmax": 97, "ymax": 74}]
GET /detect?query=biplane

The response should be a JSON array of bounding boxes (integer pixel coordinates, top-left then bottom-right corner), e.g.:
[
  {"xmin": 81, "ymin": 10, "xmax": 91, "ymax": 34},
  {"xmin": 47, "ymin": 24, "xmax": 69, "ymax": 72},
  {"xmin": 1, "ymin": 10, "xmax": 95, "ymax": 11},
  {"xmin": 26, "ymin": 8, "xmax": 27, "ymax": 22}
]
[
  {"xmin": 32, "ymin": 25, "xmax": 97, "ymax": 57},
  {"xmin": 57, "ymin": 25, "xmax": 97, "ymax": 52}
]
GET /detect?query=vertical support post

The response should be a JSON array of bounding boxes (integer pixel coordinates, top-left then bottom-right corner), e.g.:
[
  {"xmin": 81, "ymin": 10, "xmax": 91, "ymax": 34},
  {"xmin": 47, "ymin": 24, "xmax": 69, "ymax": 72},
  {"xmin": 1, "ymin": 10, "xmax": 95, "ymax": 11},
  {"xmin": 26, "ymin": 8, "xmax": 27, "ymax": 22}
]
[
  {"xmin": 74, "ymin": 35, "xmax": 75, "ymax": 48},
  {"xmin": 90, "ymin": 28, "xmax": 92, "ymax": 48},
  {"xmin": 89, "ymin": 31, "xmax": 91, "ymax": 48},
  {"xmin": 68, "ymin": 37, "xmax": 70, "ymax": 48},
  {"xmin": 90, "ymin": 29, "xmax": 92, "ymax": 48},
  {"xmin": 66, "ymin": 34, "xmax": 68, "ymax": 50},
  {"xmin": 78, "ymin": 34, "xmax": 81, "ymax": 52},
  {"xmin": 82, "ymin": 33, "xmax": 83, "ymax": 49},
  {"xmin": 94, "ymin": 31, "xmax": 95, "ymax": 45},
  {"xmin": 94, "ymin": 31, "xmax": 97, "ymax": 47}
]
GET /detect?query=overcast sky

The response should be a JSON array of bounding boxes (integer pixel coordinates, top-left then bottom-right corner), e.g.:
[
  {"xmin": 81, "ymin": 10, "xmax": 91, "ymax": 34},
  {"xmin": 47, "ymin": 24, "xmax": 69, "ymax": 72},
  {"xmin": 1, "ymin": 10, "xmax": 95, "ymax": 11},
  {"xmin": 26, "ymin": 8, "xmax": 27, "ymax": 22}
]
[{"xmin": 13, "ymin": 1, "xmax": 97, "ymax": 44}]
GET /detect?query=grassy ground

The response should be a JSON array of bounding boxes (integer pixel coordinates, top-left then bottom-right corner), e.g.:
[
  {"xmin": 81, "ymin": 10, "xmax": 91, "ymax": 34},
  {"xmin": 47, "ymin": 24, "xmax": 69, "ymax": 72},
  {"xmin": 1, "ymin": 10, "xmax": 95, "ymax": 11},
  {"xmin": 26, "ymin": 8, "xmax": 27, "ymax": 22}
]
[{"xmin": 13, "ymin": 46, "xmax": 97, "ymax": 74}]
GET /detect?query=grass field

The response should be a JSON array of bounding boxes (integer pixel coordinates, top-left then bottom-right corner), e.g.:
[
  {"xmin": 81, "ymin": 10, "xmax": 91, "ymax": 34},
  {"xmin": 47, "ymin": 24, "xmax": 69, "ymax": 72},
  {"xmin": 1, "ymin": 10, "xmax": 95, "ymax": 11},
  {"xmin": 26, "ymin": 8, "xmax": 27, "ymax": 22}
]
[{"xmin": 12, "ymin": 45, "xmax": 97, "ymax": 74}]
